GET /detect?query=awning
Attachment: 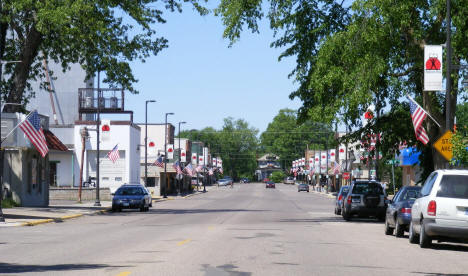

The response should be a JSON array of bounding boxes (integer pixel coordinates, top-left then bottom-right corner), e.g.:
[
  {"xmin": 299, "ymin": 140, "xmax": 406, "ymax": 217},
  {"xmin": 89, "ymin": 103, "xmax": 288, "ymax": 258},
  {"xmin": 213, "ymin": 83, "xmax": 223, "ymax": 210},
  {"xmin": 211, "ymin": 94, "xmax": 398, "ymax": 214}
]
[{"xmin": 44, "ymin": 129, "xmax": 68, "ymax": 151}]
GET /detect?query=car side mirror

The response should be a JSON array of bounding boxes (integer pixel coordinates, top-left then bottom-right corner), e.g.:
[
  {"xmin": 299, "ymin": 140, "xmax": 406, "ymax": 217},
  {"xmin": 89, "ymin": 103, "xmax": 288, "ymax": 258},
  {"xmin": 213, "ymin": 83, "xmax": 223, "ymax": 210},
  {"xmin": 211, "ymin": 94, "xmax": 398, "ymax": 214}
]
[{"xmin": 111, "ymin": 193, "xmax": 115, "ymax": 196}]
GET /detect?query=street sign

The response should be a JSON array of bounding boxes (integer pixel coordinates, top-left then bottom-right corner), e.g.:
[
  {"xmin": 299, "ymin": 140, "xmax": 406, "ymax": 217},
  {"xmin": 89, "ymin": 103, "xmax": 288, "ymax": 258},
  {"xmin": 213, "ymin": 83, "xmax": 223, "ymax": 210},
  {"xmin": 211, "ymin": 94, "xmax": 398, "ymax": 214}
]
[
  {"xmin": 433, "ymin": 130, "xmax": 453, "ymax": 161},
  {"xmin": 424, "ymin": 45, "xmax": 443, "ymax": 91},
  {"xmin": 343, "ymin": 172, "xmax": 350, "ymax": 180}
]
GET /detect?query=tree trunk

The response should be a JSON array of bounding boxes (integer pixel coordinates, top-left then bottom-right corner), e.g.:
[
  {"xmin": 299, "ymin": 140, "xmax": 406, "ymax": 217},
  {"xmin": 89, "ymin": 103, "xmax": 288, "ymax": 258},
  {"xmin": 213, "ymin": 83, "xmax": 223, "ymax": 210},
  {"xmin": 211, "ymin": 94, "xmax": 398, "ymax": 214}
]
[{"xmin": 4, "ymin": 25, "xmax": 42, "ymax": 112}]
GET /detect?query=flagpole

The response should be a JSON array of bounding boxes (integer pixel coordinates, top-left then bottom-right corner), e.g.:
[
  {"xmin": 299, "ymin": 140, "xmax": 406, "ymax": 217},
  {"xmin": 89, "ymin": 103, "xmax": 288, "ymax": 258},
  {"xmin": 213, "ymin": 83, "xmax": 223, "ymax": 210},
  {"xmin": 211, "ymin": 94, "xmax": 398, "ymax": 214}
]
[
  {"xmin": 407, "ymin": 95, "xmax": 442, "ymax": 128},
  {"xmin": 1, "ymin": 110, "xmax": 35, "ymax": 145}
]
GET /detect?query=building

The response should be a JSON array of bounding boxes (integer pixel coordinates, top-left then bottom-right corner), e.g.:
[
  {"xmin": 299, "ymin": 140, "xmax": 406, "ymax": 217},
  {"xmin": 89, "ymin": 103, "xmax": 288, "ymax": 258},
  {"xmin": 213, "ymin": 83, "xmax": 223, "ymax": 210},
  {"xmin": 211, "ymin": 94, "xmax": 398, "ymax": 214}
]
[{"xmin": 255, "ymin": 154, "xmax": 281, "ymax": 181}]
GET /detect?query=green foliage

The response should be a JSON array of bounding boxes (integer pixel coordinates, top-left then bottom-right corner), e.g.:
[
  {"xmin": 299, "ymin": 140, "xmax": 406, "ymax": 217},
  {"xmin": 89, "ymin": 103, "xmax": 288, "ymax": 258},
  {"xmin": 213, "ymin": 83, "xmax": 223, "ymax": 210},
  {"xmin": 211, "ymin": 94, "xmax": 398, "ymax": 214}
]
[
  {"xmin": 1, "ymin": 198, "xmax": 19, "ymax": 208},
  {"xmin": 0, "ymin": 0, "xmax": 207, "ymax": 109},
  {"xmin": 451, "ymin": 131, "xmax": 468, "ymax": 166},
  {"xmin": 180, "ymin": 117, "xmax": 258, "ymax": 180},
  {"xmin": 270, "ymin": 171, "xmax": 285, "ymax": 183},
  {"xmin": 260, "ymin": 109, "xmax": 334, "ymax": 167},
  {"xmin": 215, "ymin": 0, "xmax": 468, "ymax": 175}
]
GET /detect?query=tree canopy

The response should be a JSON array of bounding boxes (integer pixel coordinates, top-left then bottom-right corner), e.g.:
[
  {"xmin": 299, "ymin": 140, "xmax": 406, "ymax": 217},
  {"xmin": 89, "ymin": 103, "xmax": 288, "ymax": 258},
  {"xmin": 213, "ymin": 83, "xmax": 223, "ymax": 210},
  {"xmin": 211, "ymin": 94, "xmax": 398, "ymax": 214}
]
[
  {"xmin": 0, "ymin": 0, "xmax": 207, "ymax": 110},
  {"xmin": 215, "ymin": 0, "xmax": 468, "ymax": 173}
]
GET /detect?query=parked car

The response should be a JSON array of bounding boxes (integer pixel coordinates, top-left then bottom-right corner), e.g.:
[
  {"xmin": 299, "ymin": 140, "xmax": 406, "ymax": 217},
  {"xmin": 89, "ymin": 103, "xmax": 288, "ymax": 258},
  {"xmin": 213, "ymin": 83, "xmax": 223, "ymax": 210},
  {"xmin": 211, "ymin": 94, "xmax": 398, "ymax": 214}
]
[
  {"xmin": 298, "ymin": 183, "xmax": 309, "ymax": 192},
  {"xmin": 240, "ymin": 178, "xmax": 250, "ymax": 183},
  {"xmin": 266, "ymin": 181, "xmax": 275, "ymax": 188},
  {"xmin": 112, "ymin": 184, "xmax": 151, "ymax": 212},
  {"xmin": 217, "ymin": 178, "xmax": 232, "ymax": 186},
  {"xmin": 334, "ymin": 186, "xmax": 350, "ymax": 215},
  {"xmin": 384, "ymin": 186, "xmax": 421, "ymax": 237},
  {"xmin": 409, "ymin": 170, "xmax": 468, "ymax": 248},
  {"xmin": 143, "ymin": 186, "xmax": 153, "ymax": 207},
  {"xmin": 342, "ymin": 179, "xmax": 387, "ymax": 221},
  {"xmin": 284, "ymin": 177, "xmax": 295, "ymax": 185}
]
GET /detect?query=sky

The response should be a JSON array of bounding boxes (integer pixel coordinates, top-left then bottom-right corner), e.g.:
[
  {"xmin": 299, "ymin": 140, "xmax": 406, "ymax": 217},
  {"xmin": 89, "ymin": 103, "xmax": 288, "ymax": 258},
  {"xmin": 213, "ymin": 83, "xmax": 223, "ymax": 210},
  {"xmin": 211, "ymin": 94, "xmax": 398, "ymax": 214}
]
[{"xmin": 108, "ymin": 4, "xmax": 302, "ymax": 134}]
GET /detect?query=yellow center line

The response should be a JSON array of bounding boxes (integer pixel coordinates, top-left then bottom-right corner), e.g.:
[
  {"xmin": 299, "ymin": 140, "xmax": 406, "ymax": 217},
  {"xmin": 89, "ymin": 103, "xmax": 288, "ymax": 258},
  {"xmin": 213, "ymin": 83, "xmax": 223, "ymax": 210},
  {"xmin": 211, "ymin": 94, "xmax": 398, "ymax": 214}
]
[
  {"xmin": 177, "ymin": 239, "xmax": 192, "ymax": 246},
  {"xmin": 115, "ymin": 272, "xmax": 131, "ymax": 276},
  {"xmin": 208, "ymin": 226, "xmax": 215, "ymax": 230}
]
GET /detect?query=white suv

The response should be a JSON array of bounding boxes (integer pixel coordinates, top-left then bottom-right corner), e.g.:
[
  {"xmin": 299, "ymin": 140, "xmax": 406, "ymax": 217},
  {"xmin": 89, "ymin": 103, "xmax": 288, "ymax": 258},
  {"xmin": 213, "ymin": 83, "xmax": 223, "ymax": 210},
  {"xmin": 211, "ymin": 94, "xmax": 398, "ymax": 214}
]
[{"xmin": 409, "ymin": 170, "xmax": 468, "ymax": 248}]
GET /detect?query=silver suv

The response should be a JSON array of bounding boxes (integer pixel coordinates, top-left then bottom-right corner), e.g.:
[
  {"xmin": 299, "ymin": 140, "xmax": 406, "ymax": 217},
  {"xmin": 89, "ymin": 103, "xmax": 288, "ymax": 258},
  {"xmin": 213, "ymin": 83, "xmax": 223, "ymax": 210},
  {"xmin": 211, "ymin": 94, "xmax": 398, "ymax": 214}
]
[
  {"xmin": 342, "ymin": 180, "xmax": 387, "ymax": 221},
  {"xmin": 409, "ymin": 170, "xmax": 468, "ymax": 248}
]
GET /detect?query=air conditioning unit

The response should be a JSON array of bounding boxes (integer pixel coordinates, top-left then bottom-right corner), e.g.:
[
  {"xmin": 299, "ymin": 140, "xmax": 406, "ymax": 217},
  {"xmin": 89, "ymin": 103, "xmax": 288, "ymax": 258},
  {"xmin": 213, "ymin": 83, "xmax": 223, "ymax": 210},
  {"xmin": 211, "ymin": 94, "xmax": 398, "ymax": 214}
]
[
  {"xmin": 84, "ymin": 96, "xmax": 93, "ymax": 108},
  {"xmin": 110, "ymin": 97, "xmax": 118, "ymax": 108}
]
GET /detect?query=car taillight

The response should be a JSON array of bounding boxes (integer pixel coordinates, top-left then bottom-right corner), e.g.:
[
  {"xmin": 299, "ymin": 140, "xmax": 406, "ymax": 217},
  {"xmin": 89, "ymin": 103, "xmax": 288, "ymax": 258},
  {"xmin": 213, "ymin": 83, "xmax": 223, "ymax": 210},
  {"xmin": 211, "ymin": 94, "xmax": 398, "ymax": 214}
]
[
  {"xmin": 401, "ymin": 207, "xmax": 411, "ymax": 214},
  {"xmin": 338, "ymin": 195, "xmax": 343, "ymax": 201},
  {"xmin": 427, "ymin": 200, "xmax": 437, "ymax": 216},
  {"xmin": 347, "ymin": 196, "xmax": 352, "ymax": 204}
]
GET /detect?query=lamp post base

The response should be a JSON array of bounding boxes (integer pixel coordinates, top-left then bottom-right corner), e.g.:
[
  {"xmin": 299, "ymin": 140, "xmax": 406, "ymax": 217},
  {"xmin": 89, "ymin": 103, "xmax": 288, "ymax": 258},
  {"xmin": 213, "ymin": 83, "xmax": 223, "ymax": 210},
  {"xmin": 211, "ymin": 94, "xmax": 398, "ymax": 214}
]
[{"xmin": 94, "ymin": 201, "xmax": 101, "ymax": 207}]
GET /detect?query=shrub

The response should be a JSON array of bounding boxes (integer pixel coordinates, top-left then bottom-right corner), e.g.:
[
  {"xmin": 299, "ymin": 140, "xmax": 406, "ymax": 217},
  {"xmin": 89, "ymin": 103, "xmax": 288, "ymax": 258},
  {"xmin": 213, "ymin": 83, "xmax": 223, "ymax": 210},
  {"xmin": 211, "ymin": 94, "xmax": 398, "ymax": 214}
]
[{"xmin": 270, "ymin": 171, "xmax": 286, "ymax": 183}]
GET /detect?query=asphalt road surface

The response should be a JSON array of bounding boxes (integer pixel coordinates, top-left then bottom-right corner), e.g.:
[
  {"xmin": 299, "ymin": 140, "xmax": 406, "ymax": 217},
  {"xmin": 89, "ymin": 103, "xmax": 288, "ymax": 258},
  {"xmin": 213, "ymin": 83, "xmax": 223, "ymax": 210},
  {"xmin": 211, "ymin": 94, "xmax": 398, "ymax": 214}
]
[{"xmin": 1, "ymin": 183, "xmax": 468, "ymax": 276}]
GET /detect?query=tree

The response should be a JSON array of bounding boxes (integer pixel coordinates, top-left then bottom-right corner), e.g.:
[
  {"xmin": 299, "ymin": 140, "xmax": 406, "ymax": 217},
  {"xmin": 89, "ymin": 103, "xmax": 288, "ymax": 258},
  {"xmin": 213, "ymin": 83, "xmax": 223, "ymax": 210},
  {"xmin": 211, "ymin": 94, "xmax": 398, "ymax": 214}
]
[
  {"xmin": 260, "ymin": 109, "xmax": 334, "ymax": 168},
  {"xmin": 215, "ymin": 0, "xmax": 468, "ymax": 176},
  {"xmin": 179, "ymin": 117, "xmax": 259, "ymax": 179},
  {"xmin": 0, "ymin": 0, "xmax": 207, "ymax": 111}
]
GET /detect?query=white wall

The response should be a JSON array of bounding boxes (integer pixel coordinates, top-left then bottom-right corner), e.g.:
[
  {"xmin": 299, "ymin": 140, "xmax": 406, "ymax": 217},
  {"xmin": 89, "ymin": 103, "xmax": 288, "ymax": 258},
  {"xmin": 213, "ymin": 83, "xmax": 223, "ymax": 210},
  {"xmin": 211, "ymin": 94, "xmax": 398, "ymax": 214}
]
[
  {"xmin": 49, "ymin": 151, "xmax": 75, "ymax": 187},
  {"xmin": 74, "ymin": 122, "xmax": 141, "ymax": 192},
  {"xmin": 136, "ymin": 124, "xmax": 169, "ymax": 162}
]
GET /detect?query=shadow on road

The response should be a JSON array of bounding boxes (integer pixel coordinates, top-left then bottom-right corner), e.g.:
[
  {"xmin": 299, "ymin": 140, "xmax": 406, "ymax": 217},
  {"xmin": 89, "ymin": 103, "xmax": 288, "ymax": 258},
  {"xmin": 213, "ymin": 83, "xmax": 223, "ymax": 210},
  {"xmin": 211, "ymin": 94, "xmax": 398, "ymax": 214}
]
[
  {"xmin": 0, "ymin": 263, "xmax": 128, "ymax": 274},
  {"xmin": 104, "ymin": 208, "xmax": 268, "ymax": 215}
]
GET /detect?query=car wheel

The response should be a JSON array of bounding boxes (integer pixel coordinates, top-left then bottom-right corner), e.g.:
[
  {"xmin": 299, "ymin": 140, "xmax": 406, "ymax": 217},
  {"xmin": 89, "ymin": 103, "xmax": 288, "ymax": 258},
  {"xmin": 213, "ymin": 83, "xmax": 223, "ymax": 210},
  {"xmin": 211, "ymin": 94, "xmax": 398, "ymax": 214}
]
[
  {"xmin": 385, "ymin": 219, "xmax": 394, "ymax": 235},
  {"xmin": 342, "ymin": 211, "xmax": 351, "ymax": 221},
  {"xmin": 408, "ymin": 221, "xmax": 418, "ymax": 244},
  {"xmin": 337, "ymin": 208, "xmax": 341, "ymax": 215},
  {"xmin": 334, "ymin": 207, "xmax": 338, "ymax": 215},
  {"xmin": 149, "ymin": 201, "xmax": 153, "ymax": 207},
  {"xmin": 112, "ymin": 205, "xmax": 117, "ymax": 212},
  {"xmin": 419, "ymin": 220, "xmax": 432, "ymax": 248},
  {"xmin": 395, "ymin": 222, "xmax": 404, "ymax": 238}
]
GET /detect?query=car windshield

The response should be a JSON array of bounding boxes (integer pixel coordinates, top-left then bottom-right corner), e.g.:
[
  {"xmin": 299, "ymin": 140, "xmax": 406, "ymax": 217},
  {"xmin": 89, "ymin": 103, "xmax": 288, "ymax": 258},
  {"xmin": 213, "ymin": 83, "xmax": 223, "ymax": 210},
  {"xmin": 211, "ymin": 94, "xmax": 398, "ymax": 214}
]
[
  {"xmin": 116, "ymin": 187, "xmax": 144, "ymax": 196},
  {"xmin": 352, "ymin": 182, "xmax": 383, "ymax": 195},
  {"xmin": 436, "ymin": 175, "xmax": 468, "ymax": 199},
  {"xmin": 402, "ymin": 188, "xmax": 421, "ymax": 201}
]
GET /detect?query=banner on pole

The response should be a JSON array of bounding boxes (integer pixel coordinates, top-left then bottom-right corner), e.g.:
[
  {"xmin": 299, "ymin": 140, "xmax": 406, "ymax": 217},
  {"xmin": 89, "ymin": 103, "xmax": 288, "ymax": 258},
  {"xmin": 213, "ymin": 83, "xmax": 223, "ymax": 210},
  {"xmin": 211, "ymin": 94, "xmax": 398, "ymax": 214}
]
[{"xmin": 424, "ymin": 45, "xmax": 443, "ymax": 91}]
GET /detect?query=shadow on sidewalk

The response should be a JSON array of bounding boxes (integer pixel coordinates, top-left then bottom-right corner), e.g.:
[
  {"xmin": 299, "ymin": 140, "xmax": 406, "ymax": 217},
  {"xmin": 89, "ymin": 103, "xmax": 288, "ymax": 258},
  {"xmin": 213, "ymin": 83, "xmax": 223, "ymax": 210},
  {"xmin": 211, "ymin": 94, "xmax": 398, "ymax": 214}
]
[{"xmin": 0, "ymin": 262, "xmax": 128, "ymax": 274}]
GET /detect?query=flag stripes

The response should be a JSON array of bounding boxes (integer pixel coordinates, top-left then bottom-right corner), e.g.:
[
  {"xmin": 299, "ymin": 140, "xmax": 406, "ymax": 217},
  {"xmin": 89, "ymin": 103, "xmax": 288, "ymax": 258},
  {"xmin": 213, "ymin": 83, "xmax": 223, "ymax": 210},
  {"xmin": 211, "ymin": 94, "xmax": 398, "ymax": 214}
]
[{"xmin": 19, "ymin": 111, "xmax": 48, "ymax": 157}]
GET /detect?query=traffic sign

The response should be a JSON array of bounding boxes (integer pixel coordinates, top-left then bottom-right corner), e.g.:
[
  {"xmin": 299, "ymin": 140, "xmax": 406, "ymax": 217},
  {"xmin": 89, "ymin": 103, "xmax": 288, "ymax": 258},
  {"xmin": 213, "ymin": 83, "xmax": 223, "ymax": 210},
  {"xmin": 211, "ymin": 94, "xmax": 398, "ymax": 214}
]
[
  {"xmin": 343, "ymin": 172, "xmax": 350, "ymax": 180},
  {"xmin": 433, "ymin": 130, "xmax": 453, "ymax": 161}
]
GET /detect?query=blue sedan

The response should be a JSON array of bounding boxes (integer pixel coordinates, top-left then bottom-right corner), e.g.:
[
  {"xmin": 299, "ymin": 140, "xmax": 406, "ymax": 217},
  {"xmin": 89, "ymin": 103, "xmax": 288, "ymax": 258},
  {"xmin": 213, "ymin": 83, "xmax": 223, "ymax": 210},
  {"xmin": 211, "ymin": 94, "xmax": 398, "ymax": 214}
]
[
  {"xmin": 112, "ymin": 184, "xmax": 151, "ymax": 212},
  {"xmin": 384, "ymin": 186, "xmax": 421, "ymax": 237}
]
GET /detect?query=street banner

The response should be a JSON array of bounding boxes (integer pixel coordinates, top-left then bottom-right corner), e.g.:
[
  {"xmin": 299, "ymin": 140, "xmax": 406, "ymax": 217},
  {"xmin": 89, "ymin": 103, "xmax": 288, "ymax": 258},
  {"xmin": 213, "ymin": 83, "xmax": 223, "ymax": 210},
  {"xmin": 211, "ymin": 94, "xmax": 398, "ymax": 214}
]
[
  {"xmin": 309, "ymin": 158, "xmax": 313, "ymax": 169},
  {"xmin": 198, "ymin": 155, "xmax": 204, "ymax": 165},
  {"xmin": 167, "ymin": 144, "xmax": 174, "ymax": 159},
  {"xmin": 329, "ymin": 149, "xmax": 336, "ymax": 163},
  {"xmin": 212, "ymin": 158, "xmax": 217, "ymax": 167},
  {"xmin": 180, "ymin": 149, "xmax": 186, "ymax": 162},
  {"xmin": 314, "ymin": 153, "xmax": 320, "ymax": 174},
  {"xmin": 339, "ymin": 146, "xmax": 346, "ymax": 160},
  {"xmin": 191, "ymin": 153, "xmax": 197, "ymax": 164},
  {"xmin": 424, "ymin": 45, "xmax": 443, "ymax": 91}
]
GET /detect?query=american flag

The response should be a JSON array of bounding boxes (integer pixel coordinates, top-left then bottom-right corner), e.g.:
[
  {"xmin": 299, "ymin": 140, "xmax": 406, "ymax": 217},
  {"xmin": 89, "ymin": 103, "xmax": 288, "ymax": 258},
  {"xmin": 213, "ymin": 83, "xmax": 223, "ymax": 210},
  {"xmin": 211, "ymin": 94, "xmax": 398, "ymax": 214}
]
[
  {"xmin": 407, "ymin": 96, "xmax": 429, "ymax": 145},
  {"xmin": 173, "ymin": 161, "xmax": 183, "ymax": 175},
  {"xmin": 184, "ymin": 163, "xmax": 194, "ymax": 176},
  {"xmin": 107, "ymin": 144, "xmax": 120, "ymax": 163},
  {"xmin": 333, "ymin": 161, "xmax": 341, "ymax": 175},
  {"xmin": 153, "ymin": 155, "xmax": 164, "ymax": 168},
  {"xmin": 195, "ymin": 164, "xmax": 204, "ymax": 172},
  {"xmin": 19, "ymin": 111, "xmax": 49, "ymax": 157},
  {"xmin": 219, "ymin": 168, "xmax": 223, "ymax": 174}
]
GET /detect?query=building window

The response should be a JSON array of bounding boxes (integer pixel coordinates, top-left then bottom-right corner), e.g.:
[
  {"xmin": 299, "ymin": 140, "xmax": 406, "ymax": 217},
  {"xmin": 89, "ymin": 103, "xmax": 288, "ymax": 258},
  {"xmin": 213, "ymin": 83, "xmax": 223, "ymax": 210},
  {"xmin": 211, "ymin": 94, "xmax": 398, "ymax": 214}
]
[{"xmin": 115, "ymin": 177, "xmax": 122, "ymax": 182}]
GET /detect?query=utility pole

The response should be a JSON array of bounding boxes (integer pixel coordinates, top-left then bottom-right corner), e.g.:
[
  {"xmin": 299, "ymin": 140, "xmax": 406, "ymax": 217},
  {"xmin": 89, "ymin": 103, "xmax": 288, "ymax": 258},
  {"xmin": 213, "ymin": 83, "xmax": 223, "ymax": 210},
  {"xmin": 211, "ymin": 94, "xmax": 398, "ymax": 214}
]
[
  {"xmin": 163, "ymin": 112, "xmax": 174, "ymax": 198},
  {"xmin": 94, "ymin": 71, "xmax": 101, "ymax": 207},
  {"xmin": 446, "ymin": 0, "xmax": 452, "ymax": 132},
  {"xmin": 145, "ymin": 100, "xmax": 156, "ymax": 186}
]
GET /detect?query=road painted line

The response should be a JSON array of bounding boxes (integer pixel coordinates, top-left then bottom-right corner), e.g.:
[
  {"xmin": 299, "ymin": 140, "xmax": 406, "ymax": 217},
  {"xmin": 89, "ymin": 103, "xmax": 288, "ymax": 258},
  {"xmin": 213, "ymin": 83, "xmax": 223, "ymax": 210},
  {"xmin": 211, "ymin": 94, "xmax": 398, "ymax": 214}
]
[
  {"xmin": 115, "ymin": 272, "xmax": 131, "ymax": 276},
  {"xmin": 177, "ymin": 239, "xmax": 192, "ymax": 246}
]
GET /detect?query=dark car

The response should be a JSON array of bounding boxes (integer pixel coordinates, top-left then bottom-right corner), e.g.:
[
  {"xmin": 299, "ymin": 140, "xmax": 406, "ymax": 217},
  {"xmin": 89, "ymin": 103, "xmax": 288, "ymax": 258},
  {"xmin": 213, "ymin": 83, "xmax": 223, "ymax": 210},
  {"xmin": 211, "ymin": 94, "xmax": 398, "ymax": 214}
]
[
  {"xmin": 334, "ymin": 186, "xmax": 350, "ymax": 215},
  {"xmin": 298, "ymin": 183, "xmax": 309, "ymax": 192},
  {"xmin": 266, "ymin": 181, "xmax": 275, "ymax": 188},
  {"xmin": 342, "ymin": 180, "xmax": 387, "ymax": 221},
  {"xmin": 240, "ymin": 178, "xmax": 250, "ymax": 183},
  {"xmin": 385, "ymin": 186, "xmax": 421, "ymax": 237},
  {"xmin": 112, "ymin": 184, "xmax": 151, "ymax": 212}
]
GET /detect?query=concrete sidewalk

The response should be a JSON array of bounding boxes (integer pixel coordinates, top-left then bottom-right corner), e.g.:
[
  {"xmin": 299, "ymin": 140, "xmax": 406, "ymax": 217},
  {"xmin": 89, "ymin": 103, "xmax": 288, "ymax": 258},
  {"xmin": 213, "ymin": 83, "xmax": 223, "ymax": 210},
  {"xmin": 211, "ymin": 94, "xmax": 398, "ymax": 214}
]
[{"xmin": 0, "ymin": 186, "xmax": 216, "ymax": 227}]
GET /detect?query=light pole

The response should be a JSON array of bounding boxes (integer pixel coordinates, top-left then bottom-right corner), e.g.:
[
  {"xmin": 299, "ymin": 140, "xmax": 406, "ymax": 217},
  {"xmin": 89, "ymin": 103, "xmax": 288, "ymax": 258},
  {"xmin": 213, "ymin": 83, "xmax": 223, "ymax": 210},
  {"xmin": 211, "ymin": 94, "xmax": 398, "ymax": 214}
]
[
  {"xmin": 95, "ymin": 71, "xmax": 101, "ymax": 207},
  {"xmin": 163, "ymin": 112, "xmax": 174, "ymax": 198},
  {"xmin": 145, "ymin": 100, "xmax": 156, "ymax": 186},
  {"xmin": 0, "ymin": 60, "xmax": 21, "ymax": 223},
  {"xmin": 177, "ymin": 121, "xmax": 186, "ymax": 195}
]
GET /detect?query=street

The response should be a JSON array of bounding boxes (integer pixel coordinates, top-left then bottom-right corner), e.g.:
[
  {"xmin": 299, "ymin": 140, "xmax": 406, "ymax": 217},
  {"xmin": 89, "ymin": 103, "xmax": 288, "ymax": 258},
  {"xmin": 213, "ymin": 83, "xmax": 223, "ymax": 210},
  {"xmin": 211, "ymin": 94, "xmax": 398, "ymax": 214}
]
[{"xmin": 1, "ymin": 183, "xmax": 468, "ymax": 276}]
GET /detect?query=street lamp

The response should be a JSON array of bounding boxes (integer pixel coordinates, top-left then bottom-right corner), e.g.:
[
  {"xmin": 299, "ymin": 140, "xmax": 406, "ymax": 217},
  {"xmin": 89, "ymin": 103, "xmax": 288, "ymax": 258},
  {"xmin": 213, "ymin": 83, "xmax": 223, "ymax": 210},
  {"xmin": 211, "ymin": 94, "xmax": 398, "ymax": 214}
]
[
  {"xmin": 0, "ymin": 60, "xmax": 22, "ymax": 223},
  {"xmin": 163, "ymin": 112, "xmax": 174, "ymax": 198},
  {"xmin": 145, "ymin": 100, "xmax": 156, "ymax": 186},
  {"xmin": 177, "ymin": 121, "xmax": 186, "ymax": 195},
  {"xmin": 95, "ymin": 71, "xmax": 102, "ymax": 207}
]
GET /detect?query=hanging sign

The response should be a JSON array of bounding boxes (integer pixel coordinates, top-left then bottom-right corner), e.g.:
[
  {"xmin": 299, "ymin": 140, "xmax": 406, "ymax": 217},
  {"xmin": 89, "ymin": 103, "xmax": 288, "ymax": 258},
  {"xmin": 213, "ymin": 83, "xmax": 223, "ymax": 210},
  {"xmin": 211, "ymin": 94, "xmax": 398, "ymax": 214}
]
[
  {"xmin": 191, "ymin": 153, "xmax": 197, "ymax": 164},
  {"xmin": 424, "ymin": 45, "xmax": 443, "ymax": 91},
  {"xmin": 180, "ymin": 149, "xmax": 186, "ymax": 162},
  {"xmin": 167, "ymin": 144, "xmax": 174, "ymax": 159}
]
